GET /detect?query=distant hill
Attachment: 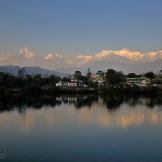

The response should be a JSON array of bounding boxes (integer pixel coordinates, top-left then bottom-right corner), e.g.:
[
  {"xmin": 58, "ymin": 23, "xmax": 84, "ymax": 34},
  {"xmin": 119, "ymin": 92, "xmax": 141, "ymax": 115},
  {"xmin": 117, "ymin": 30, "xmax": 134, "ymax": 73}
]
[
  {"xmin": 1, "ymin": 58, "xmax": 162, "ymax": 77},
  {"xmin": 0, "ymin": 65, "xmax": 69, "ymax": 77}
]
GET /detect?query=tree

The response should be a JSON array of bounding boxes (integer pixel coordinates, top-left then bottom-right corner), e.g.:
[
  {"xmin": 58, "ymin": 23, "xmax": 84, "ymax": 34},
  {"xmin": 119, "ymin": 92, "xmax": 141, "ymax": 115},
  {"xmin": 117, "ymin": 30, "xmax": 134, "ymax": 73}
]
[
  {"xmin": 87, "ymin": 78, "xmax": 98, "ymax": 88},
  {"xmin": 18, "ymin": 68, "xmax": 26, "ymax": 78},
  {"xmin": 62, "ymin": 77, "xmax": 71, "ymax": 82},
  {"xmin": 159, "ymin": 70, "xmax": 162, "ymax": 78},
  {"xmin": 24, "ymin": 74, "xmax": 33, "ymax": 88},
  {"xmin": 127, "ymin": 73, "xmax": 137, "ymax": 78},
  {"xmin": 74, "ymin": 71, "xmax": 82, "ymax": 80},
  {"xmin": 32, "ymin": 74, "xmax": 43, "ymax": 87},
  {"xmin": 86, "ymin": 68, "xmax": 91, "ymax": 78},
  {"xmin": 79, "ymin": 75, "xmax": 88, "ymax": 83},
  {"xmin": 97, "ymin": 70, "xmax": 105, "ymax": 77},
  {"xmin": 144, "ymin": 72, "xmax": 156, "ymax": 80},
  {"xmin": 105, "ymin": 69, "xmax": 124, "ymax": 86}
]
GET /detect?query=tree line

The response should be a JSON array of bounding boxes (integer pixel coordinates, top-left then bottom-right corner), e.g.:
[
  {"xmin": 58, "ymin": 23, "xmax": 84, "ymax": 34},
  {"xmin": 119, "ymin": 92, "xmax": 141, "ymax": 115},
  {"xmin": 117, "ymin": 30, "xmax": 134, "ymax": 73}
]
[{"xmin": 0, "ymin": 68, "xmax": 162, "ymax": 89}]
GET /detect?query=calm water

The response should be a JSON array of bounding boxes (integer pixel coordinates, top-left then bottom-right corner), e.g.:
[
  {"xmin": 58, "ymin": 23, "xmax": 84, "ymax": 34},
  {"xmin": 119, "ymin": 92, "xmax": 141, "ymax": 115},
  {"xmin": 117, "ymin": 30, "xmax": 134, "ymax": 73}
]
[{"xmin": 0, "ymin": 95, "xmax": 162, "ymax": 162}]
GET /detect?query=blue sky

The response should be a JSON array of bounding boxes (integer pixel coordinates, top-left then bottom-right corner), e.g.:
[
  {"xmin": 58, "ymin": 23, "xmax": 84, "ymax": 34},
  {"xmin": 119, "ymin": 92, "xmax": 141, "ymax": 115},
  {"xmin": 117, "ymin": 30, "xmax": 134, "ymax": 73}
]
[{"xmin": 0, "ymin": 0, "xmax": 162, "ymax": 70}]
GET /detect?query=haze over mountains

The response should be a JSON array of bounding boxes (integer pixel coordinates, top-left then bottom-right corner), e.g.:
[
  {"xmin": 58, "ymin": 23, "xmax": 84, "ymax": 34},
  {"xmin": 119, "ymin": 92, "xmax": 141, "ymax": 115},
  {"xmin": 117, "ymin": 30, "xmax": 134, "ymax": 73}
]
[
  {"xmin": 1, "ymin": 48, "xmax": 162, "ymax": 74},
  {"xmin": 56, "ymin": 58, "xmax": 162, "ymax": 74},
  {"xmin": 0, "ymin": 56, "xmax": 162, "ymax": 77},
  {"xmin": 0, "ymin": 65, "xmax": 69, "ymax": 77}
]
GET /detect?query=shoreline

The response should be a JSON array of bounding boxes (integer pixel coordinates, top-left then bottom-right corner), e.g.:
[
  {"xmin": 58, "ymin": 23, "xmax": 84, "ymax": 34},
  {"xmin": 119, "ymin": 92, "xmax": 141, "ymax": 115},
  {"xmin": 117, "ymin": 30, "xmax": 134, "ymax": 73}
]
[{"xmin": 0, "ymin": 87, "xmax": 162, "ymax": 97}]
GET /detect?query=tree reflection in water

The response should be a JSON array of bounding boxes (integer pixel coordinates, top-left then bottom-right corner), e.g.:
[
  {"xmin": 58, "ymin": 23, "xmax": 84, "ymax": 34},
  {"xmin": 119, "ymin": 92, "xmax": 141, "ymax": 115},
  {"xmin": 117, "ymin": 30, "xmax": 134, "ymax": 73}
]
[{"xmin": 0, "ymin": 94, "xmax": 162, "ymax": 114}]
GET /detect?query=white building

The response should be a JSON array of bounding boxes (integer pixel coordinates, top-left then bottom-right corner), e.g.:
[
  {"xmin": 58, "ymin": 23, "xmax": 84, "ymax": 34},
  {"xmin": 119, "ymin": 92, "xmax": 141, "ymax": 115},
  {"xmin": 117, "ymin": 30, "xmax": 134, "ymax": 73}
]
[
  {"xmin": 90, "ymin": 73, "xmax": 104, "ymax": 86},
  {"xmin": 126, "ymin": 77, "xmax": 150, "ymax": 87},
  {"xmin": 55, "ymin": 80, "xmax": 85, "ymax": 88}
]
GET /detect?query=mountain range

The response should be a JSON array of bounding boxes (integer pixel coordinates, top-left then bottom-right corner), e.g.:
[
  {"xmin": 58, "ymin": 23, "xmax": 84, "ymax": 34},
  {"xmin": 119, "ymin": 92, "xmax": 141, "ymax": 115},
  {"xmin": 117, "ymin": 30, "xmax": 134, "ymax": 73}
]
[
  {"xmin": 56, "ymin": 58, "xmax": 162, "ymax": 74},
  {"xmin": 0, "ymin": 65, "xmax": 69, "ymax": 77},
  {"xmin": 0, "ymin": 57, "xmax": 162, "ymax": 77}
]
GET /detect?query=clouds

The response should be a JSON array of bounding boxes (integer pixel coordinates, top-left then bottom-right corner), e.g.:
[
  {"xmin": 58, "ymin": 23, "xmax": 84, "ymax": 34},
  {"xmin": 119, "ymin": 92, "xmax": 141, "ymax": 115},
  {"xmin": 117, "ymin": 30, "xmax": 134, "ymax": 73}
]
[
  {"xmin": 76, "ymin": 55, "xmax": 93, "ymax": 64},
  {"xmin": 64, "ymin": 48, "xmax": 144, "ymax": 67},
  {"xmin": 0, "ymin": 55, "xmax": 8, "ymax": 61},
  {"xmin": 112, "ymin": 48, "xmax": 144, "ymax": 61},
  {"xmin": 19, "ymin": 48, "xmax": 34, "ymax": 60},
  {"xmin": 44, "ymin": 53, "xmax": 62, "ymax": 60},
  {"xmin": 94, "ymin": 48, "xmax": 144, "ymax": 61},
  {"xmin": 95, "ymin": 50, "xmax": 111, "ymax": 59},
  {"xmin": 16, "ymin": 48, "xmax": 145, "ymax": 65},
  {"xmin": 68, "ymin": 48, "xmax": 144, "ymax": 66},
  {"xmin": 148, "ymin": 51, "xmax": 162, "ymax": 60},
  {"xmin": 72, "ymin": 48, "xmax": 144, "ymax": 65},
  {"xmin": 0, "ymin": 47, "xmax": 162, "ymax": 70}
]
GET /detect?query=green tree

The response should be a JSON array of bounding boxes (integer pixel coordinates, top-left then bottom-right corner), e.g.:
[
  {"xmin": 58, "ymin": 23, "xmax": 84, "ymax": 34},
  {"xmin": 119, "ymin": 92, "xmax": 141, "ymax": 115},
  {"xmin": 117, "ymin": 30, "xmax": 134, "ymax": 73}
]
[
  {"xmin": 127, "ymin": 73, "xmax": 137, "ymax": 78},
  {"xmin": 87, "ymin": 78, "xmax": 98, "ymax": 88},
  {"xmin": 74, "ymin": 71, "xmax": 82, "ymax": 80},
  {"xmin": 144, "ymin": 72, "xmax": 156, "ymax": 80},
  {"xmin": 105, "ymin": 69, "xmax": 124, "ymax": 87},
  {"xmin": 62, "ymin": 77, "xmax": 71, "ymax": 82}
]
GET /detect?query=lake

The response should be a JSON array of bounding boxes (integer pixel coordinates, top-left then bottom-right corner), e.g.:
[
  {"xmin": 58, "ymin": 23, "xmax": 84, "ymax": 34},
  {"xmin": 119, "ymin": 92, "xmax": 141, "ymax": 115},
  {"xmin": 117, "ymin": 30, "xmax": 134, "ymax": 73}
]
[{"xmin": 0, "ymin": 95, "xmax": 162, "ymax": 162}]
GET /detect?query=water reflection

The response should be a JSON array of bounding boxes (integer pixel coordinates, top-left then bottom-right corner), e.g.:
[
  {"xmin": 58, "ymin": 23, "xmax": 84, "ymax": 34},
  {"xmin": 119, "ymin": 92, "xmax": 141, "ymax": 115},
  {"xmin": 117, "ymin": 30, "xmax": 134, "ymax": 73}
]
[
  {"xmin": 0, "ymin": 95, "xmax": 162, "ymax": 130},
  {"xmin": 0, "ymin": 95, "xmax": 162, "ymax": 113},
  {"xmin": 1, "ymin": 95, "xmax": 162, "ymax": 162}
]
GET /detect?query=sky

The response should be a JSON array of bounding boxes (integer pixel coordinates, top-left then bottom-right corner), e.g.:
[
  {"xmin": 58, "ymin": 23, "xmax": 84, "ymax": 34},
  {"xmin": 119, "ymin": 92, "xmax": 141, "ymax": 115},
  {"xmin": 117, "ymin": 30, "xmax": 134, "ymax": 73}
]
[{"xmin": 0, "ymin": 0, "xmax": 162, "ymax": 71}]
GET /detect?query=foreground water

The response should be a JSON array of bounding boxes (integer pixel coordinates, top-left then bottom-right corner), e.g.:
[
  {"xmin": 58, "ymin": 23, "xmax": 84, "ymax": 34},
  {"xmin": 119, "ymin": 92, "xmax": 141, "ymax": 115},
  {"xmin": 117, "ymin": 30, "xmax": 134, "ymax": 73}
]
[{"xmin": 0, "ymin": 95, "xmax": 162, "ymax": 162}]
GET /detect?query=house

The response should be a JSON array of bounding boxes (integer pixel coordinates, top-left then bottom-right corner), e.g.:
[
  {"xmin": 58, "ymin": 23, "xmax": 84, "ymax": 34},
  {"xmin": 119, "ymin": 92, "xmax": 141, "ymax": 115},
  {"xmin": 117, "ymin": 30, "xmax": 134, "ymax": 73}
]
[
  {"xmin": 56, "ymin": 81, "xmax": 68, "ymax": 87},
  {"xmin": 55, "ymin": 80, "xmax": 85, "ymax": 88},
  {"xmin": 126, "ymin": 77, "xmax": 150, "ymax": 87},
  {"xmin": 67, "ymin": 81, "xmax": 77, "ymax": 87},
  {"xmin": 90, "ymin": 73, "xmax": 104, "ymax": 86},
  {"xmin": 151, "ymin": 77, "xmax": 162, "ymax": 87},
  {"xmin": 56, "ymin": 81, "xmax": 63, "ymax": 87}
]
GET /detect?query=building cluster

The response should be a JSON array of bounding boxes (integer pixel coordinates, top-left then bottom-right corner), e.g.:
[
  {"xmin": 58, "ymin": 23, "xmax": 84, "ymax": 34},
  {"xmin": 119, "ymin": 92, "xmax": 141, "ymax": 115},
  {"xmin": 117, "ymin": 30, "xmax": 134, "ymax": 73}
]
[
  {"xmin": 125, "ymin": 77, "xmax": 150, "ymax": 87},
  {"xmin": 125, "ymin": 77, "xmax": 162, "ymax": 87},
  {"xmin": 56, "ymin": 79, "xmax": 87, "ymax": 88},
  {"xmin": 90, "ymin": 73, "xmax": 104, "ymax": 86},
  {"xmin": 56, "ymin": 71, "xmax": 105, "ymax": 88},
  {"xmin": 55, "ymin": 70, "xmax": 162, "ymax": 88}
]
